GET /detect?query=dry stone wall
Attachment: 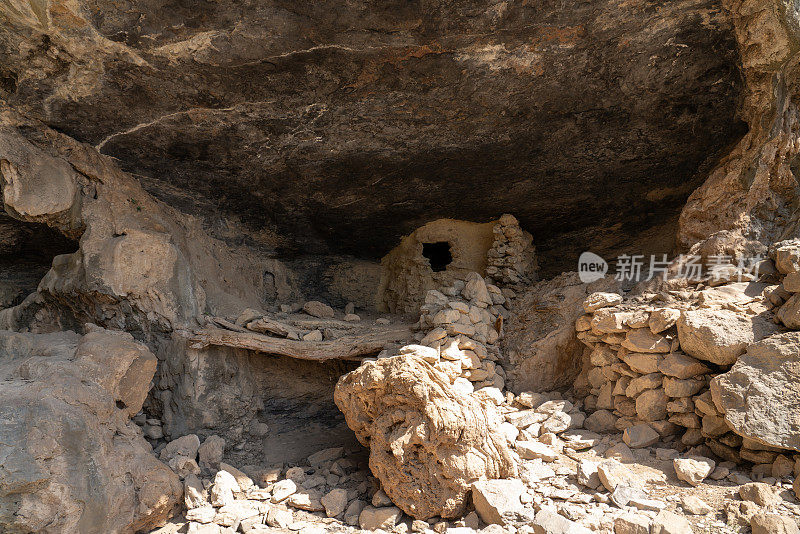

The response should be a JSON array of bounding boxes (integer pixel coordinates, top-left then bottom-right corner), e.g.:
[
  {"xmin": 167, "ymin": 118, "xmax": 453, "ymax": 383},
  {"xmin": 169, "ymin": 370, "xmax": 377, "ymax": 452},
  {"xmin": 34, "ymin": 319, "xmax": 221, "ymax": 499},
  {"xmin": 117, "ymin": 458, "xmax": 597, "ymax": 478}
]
[{"xmin": 575, "ymin": 248, "xmax": 800, "ymax": 467}]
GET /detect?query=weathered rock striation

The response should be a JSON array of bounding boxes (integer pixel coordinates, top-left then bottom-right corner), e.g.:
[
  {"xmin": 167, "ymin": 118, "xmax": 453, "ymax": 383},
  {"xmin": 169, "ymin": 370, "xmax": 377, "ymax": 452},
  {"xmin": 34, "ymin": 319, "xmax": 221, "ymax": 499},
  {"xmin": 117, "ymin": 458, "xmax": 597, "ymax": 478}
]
[{"xmin": 334, "ymin": 355, "xmax": 516, "ymax": 519}]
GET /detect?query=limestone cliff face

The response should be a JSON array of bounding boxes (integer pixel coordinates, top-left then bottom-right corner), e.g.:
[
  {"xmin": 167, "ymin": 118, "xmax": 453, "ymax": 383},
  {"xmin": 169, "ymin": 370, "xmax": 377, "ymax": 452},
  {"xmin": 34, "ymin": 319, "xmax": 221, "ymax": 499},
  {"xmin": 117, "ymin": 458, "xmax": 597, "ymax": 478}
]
[{"xmin": 0, "ymin": 0, "xmax": 745, "ymax": 272}]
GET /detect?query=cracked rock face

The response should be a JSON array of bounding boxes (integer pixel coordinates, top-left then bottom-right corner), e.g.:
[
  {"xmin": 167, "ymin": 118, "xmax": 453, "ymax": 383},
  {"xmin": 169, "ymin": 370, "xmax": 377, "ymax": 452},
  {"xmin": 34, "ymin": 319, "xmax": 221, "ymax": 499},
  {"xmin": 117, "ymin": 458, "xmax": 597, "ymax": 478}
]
[
  {"xmin": 334, "ymin": 355, "xmax": 516, "ymax": 520},
  {"xmin": 0, "ymin": 328, "xmax": 182, "ymax": 533},
  {"xmin": 0, "ymin": 0, "xmax": 745, "ymax": 271}
]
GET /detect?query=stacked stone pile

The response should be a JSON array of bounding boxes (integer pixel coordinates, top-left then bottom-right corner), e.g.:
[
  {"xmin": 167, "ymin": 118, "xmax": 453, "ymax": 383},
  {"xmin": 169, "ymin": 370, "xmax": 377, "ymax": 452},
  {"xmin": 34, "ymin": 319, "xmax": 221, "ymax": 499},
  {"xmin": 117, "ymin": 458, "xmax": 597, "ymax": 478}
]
[
  {"xmin": 411, "ymin": 272, "xmax": 509, "ymax": 391},
  {"xmin": 485, "ymin": 214, "xmax": 537, "ymax": 287},
  {"xmin": 574, "ymin": 240, "xmax": 800, "ymax": 476},
  {"xmin": 574, "ymin": 286, "xmax": 789, "ymax": 463}
]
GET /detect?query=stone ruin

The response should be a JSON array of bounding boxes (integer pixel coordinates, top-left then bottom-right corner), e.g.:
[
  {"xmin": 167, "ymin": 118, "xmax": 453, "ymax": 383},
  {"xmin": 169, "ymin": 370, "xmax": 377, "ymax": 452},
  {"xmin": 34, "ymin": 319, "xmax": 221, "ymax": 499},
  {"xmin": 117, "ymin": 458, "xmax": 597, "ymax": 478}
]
[{"xmin": 3, "ymin": 0, "xmax": 800, "ymax": 532}]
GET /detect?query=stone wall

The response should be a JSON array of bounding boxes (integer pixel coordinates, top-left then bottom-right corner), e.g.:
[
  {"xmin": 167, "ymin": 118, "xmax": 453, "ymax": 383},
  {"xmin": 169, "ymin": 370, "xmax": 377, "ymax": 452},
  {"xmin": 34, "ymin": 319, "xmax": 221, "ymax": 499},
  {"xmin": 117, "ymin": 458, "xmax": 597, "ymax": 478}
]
[{"xmin": 574, "ymin": 247, "xmax": 800, "ymax": 465}]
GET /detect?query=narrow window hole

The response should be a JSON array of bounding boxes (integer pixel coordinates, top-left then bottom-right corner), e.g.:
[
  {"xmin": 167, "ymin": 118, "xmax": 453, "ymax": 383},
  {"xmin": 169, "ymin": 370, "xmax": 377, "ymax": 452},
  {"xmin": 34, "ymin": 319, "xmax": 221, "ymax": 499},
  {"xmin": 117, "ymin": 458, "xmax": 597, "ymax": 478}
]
[{"xmin": 422, "ymin": 242, "xmax": 452, "ymax": 272}]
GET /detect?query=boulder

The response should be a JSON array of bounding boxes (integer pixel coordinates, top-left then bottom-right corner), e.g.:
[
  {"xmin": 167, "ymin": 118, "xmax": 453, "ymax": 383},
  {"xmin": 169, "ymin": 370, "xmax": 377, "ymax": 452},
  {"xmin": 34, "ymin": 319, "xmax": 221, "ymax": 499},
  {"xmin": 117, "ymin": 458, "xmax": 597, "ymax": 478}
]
[
  {"xmin": 677, "ymin": 309, "xmax": 779, "ymax": 365},
  {"xmin": 334, "ymin": 355, "xmax": 515, "ymax": 519},
  {"xmin": 471, "ymin": 479, "xmax": 525, "ymax": 525},
  {"xmin": 738, "ymin": 483, "xmax": 780, "ymax": 507},
  {"xmin": 0, "ymin": 329, "xmax": 181, "ymax": 533},
  {"xmin": 623, "ymin": 424, "xmax": 660, "ymax": 448},
  {"xmin": 751, "ymin": 513, "xmax": 800, "ymax": 534},
  {"xmin": 673, "ymin": 457, "xmax": 715, "ymax": 486},
  {"xmin": 359, "ymin": 506, "xmax": 402, "ymax": 530},
  {"xmin": 711, "ymin": 332, "xmax": 800, "ymax": 451}
]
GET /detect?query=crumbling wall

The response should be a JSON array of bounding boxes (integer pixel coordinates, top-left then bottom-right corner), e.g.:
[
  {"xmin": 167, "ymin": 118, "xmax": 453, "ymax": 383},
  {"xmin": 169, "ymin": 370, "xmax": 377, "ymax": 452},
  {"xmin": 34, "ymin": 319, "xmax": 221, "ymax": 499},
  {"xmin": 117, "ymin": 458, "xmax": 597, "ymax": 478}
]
[
  {"xmin": 574, "ymin": 245, "xmax": 800, "ymax": 463},
  {"xmin": 379, "ymin": 216, "xmax": 536, "ymax": 314}
]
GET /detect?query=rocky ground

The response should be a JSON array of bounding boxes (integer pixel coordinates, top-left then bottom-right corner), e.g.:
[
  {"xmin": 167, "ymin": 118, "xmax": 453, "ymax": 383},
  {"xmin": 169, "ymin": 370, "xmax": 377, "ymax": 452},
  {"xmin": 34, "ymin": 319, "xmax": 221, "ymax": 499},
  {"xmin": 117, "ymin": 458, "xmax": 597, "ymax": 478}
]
[{"xmin": 147, "ymin": 387, "xmax": 800, "ymax": 534}]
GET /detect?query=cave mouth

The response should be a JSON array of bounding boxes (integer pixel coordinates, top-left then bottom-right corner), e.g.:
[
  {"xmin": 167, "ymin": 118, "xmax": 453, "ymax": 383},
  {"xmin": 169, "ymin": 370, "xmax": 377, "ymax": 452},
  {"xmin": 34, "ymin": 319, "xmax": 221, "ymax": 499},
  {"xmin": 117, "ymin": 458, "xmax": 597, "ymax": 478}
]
[
  {"xmin": 0, "ymin": 213, "xmax": 78, "ymax": 308},
  {"xmin": 422, "ymin": 241, "xmax": 453, "ymax": 272}
]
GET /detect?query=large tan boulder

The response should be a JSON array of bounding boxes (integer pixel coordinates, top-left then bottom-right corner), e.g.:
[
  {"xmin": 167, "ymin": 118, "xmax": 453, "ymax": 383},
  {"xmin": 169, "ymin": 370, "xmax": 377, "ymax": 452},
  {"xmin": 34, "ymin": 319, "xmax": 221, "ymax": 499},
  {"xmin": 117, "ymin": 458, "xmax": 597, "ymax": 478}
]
[
  {"xmin": 711, "ymin": 331, "xmax": 800, "ymax": 451},
  {"xmin": 0, "ymin": 328, "xmax": 182, "ymax": 533},
  {"xmin": 676, "ymin": 309, "xmax": 780, "ymax": 365},
  {"xmin": 334, "ymin": 355, "xmax": 516, "ymax": 519}
]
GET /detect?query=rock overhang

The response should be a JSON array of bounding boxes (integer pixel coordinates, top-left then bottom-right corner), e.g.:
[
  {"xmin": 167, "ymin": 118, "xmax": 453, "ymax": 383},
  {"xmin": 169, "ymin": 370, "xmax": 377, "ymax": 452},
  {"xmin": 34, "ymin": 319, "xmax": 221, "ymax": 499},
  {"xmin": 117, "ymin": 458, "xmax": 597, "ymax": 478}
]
[{"xmin": 0, "ymin": 0, "xmax": 747, "ymax": 273}]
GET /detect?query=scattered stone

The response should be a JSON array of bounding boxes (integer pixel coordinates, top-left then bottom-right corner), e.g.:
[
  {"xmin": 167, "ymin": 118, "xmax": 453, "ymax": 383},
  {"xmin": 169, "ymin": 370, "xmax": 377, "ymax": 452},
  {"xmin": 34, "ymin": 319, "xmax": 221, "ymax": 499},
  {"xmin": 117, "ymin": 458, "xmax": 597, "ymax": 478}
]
[
  {"xmin": 321, "ymin": 488, "xmax": 349, "ymax": 518},
  {"xmin": 532, "ymin": 509, "xmax": 592, "ymax": 534},
  {"xmin": 613, "ymin": 513, "xmax": 650, "ymax": 534},
  {"xmin": 271, "ymin": 479, "xmax": 298, "ymax": 503},
  {"xmin": 184, "ymin": 474, "xmax": 207, "ymax": 509},
  {"xmin": 209, "ymin": 470, "xmax": 239, "ymax": 507},
  {"xmin": 186, "ymin": 506, "xmax": 216, "ymax": 524},
  {"xmin": 597, "ymin": 460, "xmax": 637, "ymax": 492},
  {"xmin": 517, "ymin": 441, "xmax": 558, "ymax": 462},
  {"xmin": 471, "ymin": 479, "xmax": 525, "ymax": 525},
  {"xmin": 750, "ymin": 513, "xmax": 800, "ymax": 534},
  {"xmin": 308, "ymin": 447, "xmax": 344, "ymax": 465},
  {"xmin": 673, "ymin": 456, "xmax": 715, "ymax": 486},
  {"xmin": 303, "ymin": 329, "xmax": 323, "ymax": 341},
  {"xmin": 681, "ymin": 495, "xmax": 712, "ymax": 515},
  {"xmin": 303, "ymin": 301, "xmax": 335, "ymax": 319},
  {"xmin": 738, "ymin": 482, "xmax": 780, "ymax": 507},
  {"xmin": 359, "ymin": 506, "xmax": 402, "ymax": 530},
  {"xmin": 197, "ymin": 435, "xmax": 225, "ymax": 470},
  {"xmin": 651, "ymin": 510, "xmax": 692, "ymax": 534},
  {"xmin": 623, "ymin": 424, "xmax": 659, "ymax": 448},
  {"xmin": 160, "ymin": 434, "xmax": 201, "ymax": 464},
  {"xmin": 265, "ymin": 507, "xmax": 293, "ymax": 528},
  {"xmin": 611, "ymin": 485, "xmax": 648, "ymax": 508},
  {"xmin": 577, "ymin": 460, "xmax": 601, "ymax": 489}
]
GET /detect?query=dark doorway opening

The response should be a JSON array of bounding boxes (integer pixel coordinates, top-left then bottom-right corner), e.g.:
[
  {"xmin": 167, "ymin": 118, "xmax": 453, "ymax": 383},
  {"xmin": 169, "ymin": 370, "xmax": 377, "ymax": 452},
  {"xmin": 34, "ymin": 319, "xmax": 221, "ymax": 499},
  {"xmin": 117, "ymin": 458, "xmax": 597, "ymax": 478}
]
[{"xmin": 422, "ymin": 242, "xmax": 452, "ymax": 272}]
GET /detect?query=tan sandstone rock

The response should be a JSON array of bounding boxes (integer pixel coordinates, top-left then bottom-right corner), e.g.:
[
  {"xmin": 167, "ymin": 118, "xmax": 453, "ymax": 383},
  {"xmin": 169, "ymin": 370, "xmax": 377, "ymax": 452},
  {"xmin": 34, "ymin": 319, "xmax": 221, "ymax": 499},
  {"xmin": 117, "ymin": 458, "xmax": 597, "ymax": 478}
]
[
  {"xmin": 711, "ymin": 331, "xmax": 800, "ymax": 451},
  {"xmin": 0, "ymin": 329, "xmax": 181, "ymax": 533},
  {"xmin": 677, "ymin": 309, "xmax": 779, "ymax": 365},
  {"xmin": 334, "ymin": 355, "xmax": 515, "ymax": 519}
]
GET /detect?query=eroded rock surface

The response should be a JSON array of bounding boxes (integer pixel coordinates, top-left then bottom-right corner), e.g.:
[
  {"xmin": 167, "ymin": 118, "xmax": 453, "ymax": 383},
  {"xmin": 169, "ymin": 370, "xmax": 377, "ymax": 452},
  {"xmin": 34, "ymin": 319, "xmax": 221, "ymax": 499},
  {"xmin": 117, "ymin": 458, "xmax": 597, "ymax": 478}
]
[
  {"xmin": 0, "ymin": 327, "xmax": 182, "ymax": 533},
  {"xmin": 0, "ymin": 0, "xmax": 745, "ymax": 271},
  {"xmin": 334, "ymin": 355, "xmax": 515, "ymax": 519},
  {"xmin": 711, "ymin": 332, "xmax": 800, "ymax": 452}
]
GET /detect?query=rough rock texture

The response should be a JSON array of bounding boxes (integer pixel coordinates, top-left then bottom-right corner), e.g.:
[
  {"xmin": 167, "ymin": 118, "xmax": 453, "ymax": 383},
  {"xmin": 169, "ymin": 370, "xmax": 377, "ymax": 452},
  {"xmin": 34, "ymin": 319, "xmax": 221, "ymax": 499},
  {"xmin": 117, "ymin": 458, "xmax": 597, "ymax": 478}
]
[
  {"xmin": 711, "ymin": 331, "xmax": 800, "ymax": 452},
  {"xmin": 676, "ymin": 308, "xmax": 781, "ymax": 365},
  {"xmin": 0, "ymin": 103, "xmax": 284, "ymax": 334},
  {"xmin": 678, "ymin": 0, "xmax": 800, "ymax": 258},
  {"xmin": 0, "ymin": 328, "xmax": 182, "ymax": 533},
  {"xmin": 503, "ymin": 272, "xmax": 619, "ymax": 392},
  {"xmin": 0, "ymin": 0, "xmax": 746, "ymax": 272},
  {"xmin": 334, "ymin": 355, "xmax": 516, "ymax": 519}
]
